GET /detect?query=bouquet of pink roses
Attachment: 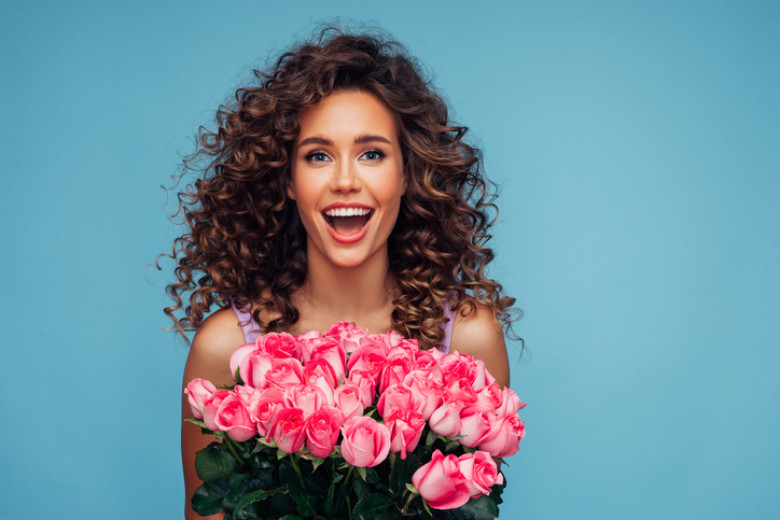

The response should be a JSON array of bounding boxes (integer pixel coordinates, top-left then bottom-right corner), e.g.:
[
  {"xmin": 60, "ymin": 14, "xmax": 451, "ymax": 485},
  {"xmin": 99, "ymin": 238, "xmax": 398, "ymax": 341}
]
[{"xmin": 185, "ymin": 322, "xmax": 525, "ymax": 520}]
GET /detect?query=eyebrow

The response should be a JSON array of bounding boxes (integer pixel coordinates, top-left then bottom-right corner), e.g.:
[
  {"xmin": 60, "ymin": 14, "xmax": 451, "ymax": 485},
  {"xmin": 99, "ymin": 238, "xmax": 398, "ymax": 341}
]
[{"xmin": 298, "ymin": 134, "xmax": 393, "ymax": 147}]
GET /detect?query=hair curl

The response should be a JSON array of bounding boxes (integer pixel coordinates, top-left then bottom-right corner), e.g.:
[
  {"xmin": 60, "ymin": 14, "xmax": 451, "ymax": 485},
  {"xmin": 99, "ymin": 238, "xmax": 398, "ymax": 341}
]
[{"xmin": 163, "ymin": 28, "xmax": 517, "ymax": 350}]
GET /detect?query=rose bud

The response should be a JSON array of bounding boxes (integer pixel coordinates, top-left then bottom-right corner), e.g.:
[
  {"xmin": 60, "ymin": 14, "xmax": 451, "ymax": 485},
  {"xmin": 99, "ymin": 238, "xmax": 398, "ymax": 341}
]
[
  {"xmin": 269, "ymin": 407, "xmax": 307, "ymax": 454},
  {"xmin": 412, "ymin": 449, "xmax": 470, "ymax": 510},
  {"xmin": 211, "ymin": 392, "xmax": 256, "ymax": 442},
  {"xmin": 458, "ymin": 451, "xmax": 504, "ymax": 498},
  {"xmin": 304, "ymin": 406, "xmax": 344, "ymax": 458},
  {"xmin": 184, "ymin": 378, "xmax": 216, "ymax": 420},
  {"xmin": 339, "ymin": 416, "xmax": 391, "ymax": 467}
]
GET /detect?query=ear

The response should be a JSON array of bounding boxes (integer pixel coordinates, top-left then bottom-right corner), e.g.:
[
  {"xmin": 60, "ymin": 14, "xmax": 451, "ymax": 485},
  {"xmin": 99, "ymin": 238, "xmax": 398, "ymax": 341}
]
[{"xmin": 287, "ymin": 182, "xmax": 296, "ymax": 201}]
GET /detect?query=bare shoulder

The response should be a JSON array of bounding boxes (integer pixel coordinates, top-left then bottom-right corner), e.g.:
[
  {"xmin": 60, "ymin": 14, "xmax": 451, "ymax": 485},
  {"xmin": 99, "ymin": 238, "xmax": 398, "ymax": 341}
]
[
  {"xmin": 450, "ymin": 301, "xmax": 510, "ymax": 388},
  {"xmin": 183, "ymin": 308, "xmax": 247, "ymax": 388},
  {"xmin": 181, "ymin": 308, "xmax": 244, "ymax": 519}
]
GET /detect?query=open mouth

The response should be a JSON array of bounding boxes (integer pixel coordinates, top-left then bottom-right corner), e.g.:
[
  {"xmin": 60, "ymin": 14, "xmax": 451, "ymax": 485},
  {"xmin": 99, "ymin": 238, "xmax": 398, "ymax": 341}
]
[{"xmin": 322, "ymin": 207, "xmax": 373, "ymax": 236}]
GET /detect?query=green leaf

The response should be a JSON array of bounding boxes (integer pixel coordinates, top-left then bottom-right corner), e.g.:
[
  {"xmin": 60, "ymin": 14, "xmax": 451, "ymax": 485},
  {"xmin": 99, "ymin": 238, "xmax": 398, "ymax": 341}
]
[
  {"xmin": 420, "ymin": 498, "xmax": 433, "ymax": 517},
  {"xmin": 453, "ymin": 495, "xmax": 499, "ymax": 520},
  {"xmin": 184, "ymin": 418, "xmax": 208, "ymax": 429},
  {"xmin": 255, "ymin": 437, "xmax": 276, "ymax": 450},
  {"xmin": 288, "ymin": 485, "xmax": 317, "ymax": 517},
  {"xmin": 277, "ymin": 449, "xmax": 288, "ymax": 460},
  {"xmin": 356, "ymin": 466, "xmax": 367, "ymax": 481},
  {"xmin": 279, "ymin": 461, "xmax": 300, "ymax": 488},
  {"xmin": 352, "ymin": 493, "xmax": 391, "ymax": 520},
  {"xmin": 191, "ymin": 479, "xmax": 230, "ymax": 515},
  {"xmin": 270, "ymin": 492, "xmax": 296, "ymax": 515},
  {"xmin": 279, "ymin": 516, "xmax": 304, "ymax": 520},
  {"xmin": 405, "ymin": 483, "xmax": 418, "ymax": 494},
  {"xmin": 309, "ymin": 456, "xmax": 326, "ymax": 472},
  {"xmin": 195, "ymin": 446, "xmax": 237, "ymax": 481},
  {"xmin": 229, "ymin": 471, "xmax": 249, "ymax": 487},
  {"xmin": 233, "ymin": 489, "xmax": 270, "ymax": 517},
  {"xmin": 225, "ymin": 478, "xmax": 265, "ymax": 511}
]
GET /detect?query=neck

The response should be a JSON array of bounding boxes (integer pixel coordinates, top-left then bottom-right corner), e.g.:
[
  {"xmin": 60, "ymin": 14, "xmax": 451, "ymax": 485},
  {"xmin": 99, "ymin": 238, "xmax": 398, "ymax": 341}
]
[{"xmin": 296, "ymin": 244, "xmax": 394, "ymax": 328}]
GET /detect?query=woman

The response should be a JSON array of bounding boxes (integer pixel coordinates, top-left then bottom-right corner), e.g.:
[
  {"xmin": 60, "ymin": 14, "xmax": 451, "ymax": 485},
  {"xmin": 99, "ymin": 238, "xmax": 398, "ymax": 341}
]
[{"xmin": 166, "ymin": 29, "xmax": 516, "ymax": 519}]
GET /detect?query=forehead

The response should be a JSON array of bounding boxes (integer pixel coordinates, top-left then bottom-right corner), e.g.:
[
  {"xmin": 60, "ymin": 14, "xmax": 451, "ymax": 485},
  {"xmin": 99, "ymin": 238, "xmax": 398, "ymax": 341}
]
[{"xmin": 296, "ymin": 90, "xmax": 399, "ymax": 140}]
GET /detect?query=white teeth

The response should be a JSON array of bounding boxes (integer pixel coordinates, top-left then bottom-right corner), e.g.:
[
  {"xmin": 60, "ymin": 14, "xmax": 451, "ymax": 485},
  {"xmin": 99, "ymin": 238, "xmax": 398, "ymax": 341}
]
[{"xmin": 324, "ymin": 207, "xmax": 371, "ymax": 217}]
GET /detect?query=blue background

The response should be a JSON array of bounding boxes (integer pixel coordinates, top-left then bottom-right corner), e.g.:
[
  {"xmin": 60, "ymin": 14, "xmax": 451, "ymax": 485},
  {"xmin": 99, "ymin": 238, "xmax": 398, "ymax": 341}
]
[{"xmin": 2, "ymin": 1, "xmax": 778, "ymax": 518}]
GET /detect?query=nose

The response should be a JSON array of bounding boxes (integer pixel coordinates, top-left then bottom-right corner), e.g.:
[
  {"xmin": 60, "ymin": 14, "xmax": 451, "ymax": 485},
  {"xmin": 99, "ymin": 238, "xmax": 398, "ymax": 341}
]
[{"xmin": 330, "ymin": 158, "xmax": 361, "ymax": 193}]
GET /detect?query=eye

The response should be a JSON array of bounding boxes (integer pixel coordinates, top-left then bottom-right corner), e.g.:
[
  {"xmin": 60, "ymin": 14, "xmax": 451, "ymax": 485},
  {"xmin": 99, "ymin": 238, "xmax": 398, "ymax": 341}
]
[
  {"xmin": 361, "ymin": 149, "xmax": 385, "ymax": 162},
  {"xmin": 305, "ymin": 151, "xmax": 330, "ymax": 163}
]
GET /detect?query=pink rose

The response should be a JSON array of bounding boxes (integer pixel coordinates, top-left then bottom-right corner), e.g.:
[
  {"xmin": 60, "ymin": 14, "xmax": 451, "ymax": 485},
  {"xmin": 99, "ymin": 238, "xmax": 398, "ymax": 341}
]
[
  {"xmin": 296, "ymin": 332, "xmax": 322, "ymax": 364},
  {"xmin": 458, "ymin": 451, "xmax": 504, "ymax": 498},
  {"xmin": 379, "ymin": 350, "xmax": 414, "ymax": 394},
  {"xmin": 269, "ymin": 407, "xmax": 307, "ymax": 454},
  {"xmin": 458, "ymin": 406, "xmax": 498, "ymax": 448},
  {"xmin": 438, "ymin": 352, "xmax": 477, "ymax": 387},
  {"xmin": 412, "ymin": 349, "xmax": 440, "ymax": 372},
  {"xmin": 211, "ymin": 392, "xmax": 256, "ymax": 442},
  {"xmin": 184, "ymin": 378, "xmax": 216, "ymax": 419},
  {"xmin": 412, "ymin": 449, "xmax": 470, "ymax": 509},
  {"xmin": 309, "ymin": 338, "xmax": 347, "ymax": 381},
  {"xmin": 303, "ymin": 370, "xmax": 336, "ymax": 406},
  {"xmin": 257, "ymin": 332, "xmax": 298, "ymax": 359},
  {"xmin": 367, "ymin": 329, "xmax": 407, "ymax": 349},
  {"xmin": 345, "ymin": 371, "xmax": 378, "ymax": 407},
  {"xmin": 265, "ymin": 357, "xmax": 304, "ymax": 391},
  {"xmin": 237, "ymin": 349, "xmax": 275, "ymax": 389},
  {"xmin": 386, "ymin": 342, "xmax": 418, "ymax": 361},
  {"xmin": 444, "ymin": 378, "xmax": 478, "ymax": 405},
  {"xmin": 478, "ymin": 414, "xmax": 525, "ymax": 458},
  {"xmin": 339, "ymin": 416, "xmax": 391, "ymax": 467},
  {"xmin": 376, "ymin": 383, "xmax": 418, "ymax": 420},
  {"xmin": 385, "ymin": 409, "xmax": 425, "ymax": 459},
  {"xmin": 403, "ymin": 370, "xmax": 445, "ymax": 420},
  {"xmin": 202, "ymin": 389, "xmax": 232, "ymax": 431},
  {"xmin": 304, "ymin": 406, "xmax": 344, "ymax": 458},
  {"xmin": 229, "ymin": 343, "xmax": 257, "ymax": 381},
  {"xmin": 233, "ymin": 384, "xmax": 258, "ymax": 407},
  {"xmin": 472, "ymin": 358, "xmax": 489, "ymax": 391},
  {"xmin": 497, "ymin": 388, "xmax": 526, "ymax": 418},
  {"xmin": 346, "ymin": 342, "xmax": 388, "ymax": 380},
  {"xmin": 248, "ymin": 387, "xmax": 284, "ymax": 436},
  {"xmin": 284, "ymin": 384, "xmax": 326, "ymax": 419},
  {"xmin": 428, "ymin": 401, "xmax": 464, "ymax": 437},
  {"xmin": 475, "ymin": 383, "xmax": 503, "ymax": 412},
  {"xmin": 325, "ymin": 322, "xmax": 369, "ymax": 353},
  {"xmin": 333, "ymin": 382, "xmax": 365, "ymax": 421}
]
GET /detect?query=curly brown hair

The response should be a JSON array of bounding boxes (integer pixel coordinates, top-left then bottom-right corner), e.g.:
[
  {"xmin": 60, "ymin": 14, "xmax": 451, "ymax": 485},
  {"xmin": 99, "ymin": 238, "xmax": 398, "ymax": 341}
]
[{"xmin": 163, "ymin": 28, "xmax": 516, "ymax": 350}]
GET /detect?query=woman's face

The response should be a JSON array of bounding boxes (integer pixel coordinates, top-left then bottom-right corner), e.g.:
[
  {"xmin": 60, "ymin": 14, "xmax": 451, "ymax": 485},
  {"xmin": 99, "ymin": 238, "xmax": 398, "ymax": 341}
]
[{"xmin": 289, "ymin": 89, "xmax": 405, "ymax": 270}]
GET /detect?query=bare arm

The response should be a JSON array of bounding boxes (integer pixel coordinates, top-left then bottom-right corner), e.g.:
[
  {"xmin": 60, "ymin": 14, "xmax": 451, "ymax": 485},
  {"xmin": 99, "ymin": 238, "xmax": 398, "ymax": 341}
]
[
  {"xmin": 181, "ymin": 309, "xmax": 246, "ymax": 520},
  {"xmin": 449, "ymin": 302, "xmax": 511, "ymax": 389}
]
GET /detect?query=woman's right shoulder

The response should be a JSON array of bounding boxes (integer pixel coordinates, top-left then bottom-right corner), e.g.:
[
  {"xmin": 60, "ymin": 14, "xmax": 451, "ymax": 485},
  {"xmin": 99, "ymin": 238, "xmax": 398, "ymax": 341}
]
[{"xmin": 184, "ymin": 308, "xmax": 247, "ymax": 387}]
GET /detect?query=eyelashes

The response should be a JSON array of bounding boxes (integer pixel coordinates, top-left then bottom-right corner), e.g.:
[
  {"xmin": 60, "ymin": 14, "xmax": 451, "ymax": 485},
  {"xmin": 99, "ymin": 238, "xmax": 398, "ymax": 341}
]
[
  {"xmin": 303, "ymin": 149, "xmax": 386, "ymax": 164},
  {"xmin": 304, "ymin": 151, "xmax": 330, "ymax": 163},
  {"xmin": 361, "ymin": 150, "xmax": 385, "ymax": 161}
]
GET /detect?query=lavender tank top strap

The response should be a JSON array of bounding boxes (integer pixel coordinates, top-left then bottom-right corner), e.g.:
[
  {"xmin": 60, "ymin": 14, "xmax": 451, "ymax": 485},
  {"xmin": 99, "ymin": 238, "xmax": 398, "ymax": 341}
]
[
  {"xmin": 231, "ymin": 299, "xmax": 262, "ymax": 343},
  {"xmin": 440, "ymin": 299, "xmax": 456, "ymax": 353}
]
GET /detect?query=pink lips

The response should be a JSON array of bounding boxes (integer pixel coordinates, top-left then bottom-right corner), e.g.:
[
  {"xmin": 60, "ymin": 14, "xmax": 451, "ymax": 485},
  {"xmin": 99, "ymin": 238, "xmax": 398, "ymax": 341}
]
[{"xmin": 321, "ymin": 202, "xmax": 374, "ymax": 244}]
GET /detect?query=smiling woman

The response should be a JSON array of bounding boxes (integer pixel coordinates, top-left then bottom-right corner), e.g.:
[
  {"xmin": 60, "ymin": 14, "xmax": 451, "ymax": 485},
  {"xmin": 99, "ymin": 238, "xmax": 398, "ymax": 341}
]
[
  {"xmin": 163, "ymin": 28, "xmax": 518, "ymax": 519},
  {"xmin": 290, "ymin": 90, "xmax": 405, "ymax": 270}
]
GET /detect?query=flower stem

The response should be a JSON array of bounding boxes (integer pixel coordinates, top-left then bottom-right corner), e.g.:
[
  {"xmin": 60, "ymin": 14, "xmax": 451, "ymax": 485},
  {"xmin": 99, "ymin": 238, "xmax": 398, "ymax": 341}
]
[
  {"xmin": 388, "ymin": 452, "xmax": 397, "ymax": 494},
  {"xmin": 288, "ymin": 453, "xmax": 306, "ymax": 489},
  {"xmin": 224, "ymin": 436, "xmax": 243, "ymax": 464},
  {"xmin": 400, "ymin": 492, "xmax": 417, "ymax": 516}
]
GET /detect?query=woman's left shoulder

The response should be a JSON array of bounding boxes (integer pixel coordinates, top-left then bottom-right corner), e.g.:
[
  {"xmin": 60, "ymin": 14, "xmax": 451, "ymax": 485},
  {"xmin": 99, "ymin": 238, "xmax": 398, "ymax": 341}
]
[{"xmin": 450, "ymin": 300, "xmax": 510, "ymax": 387}]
